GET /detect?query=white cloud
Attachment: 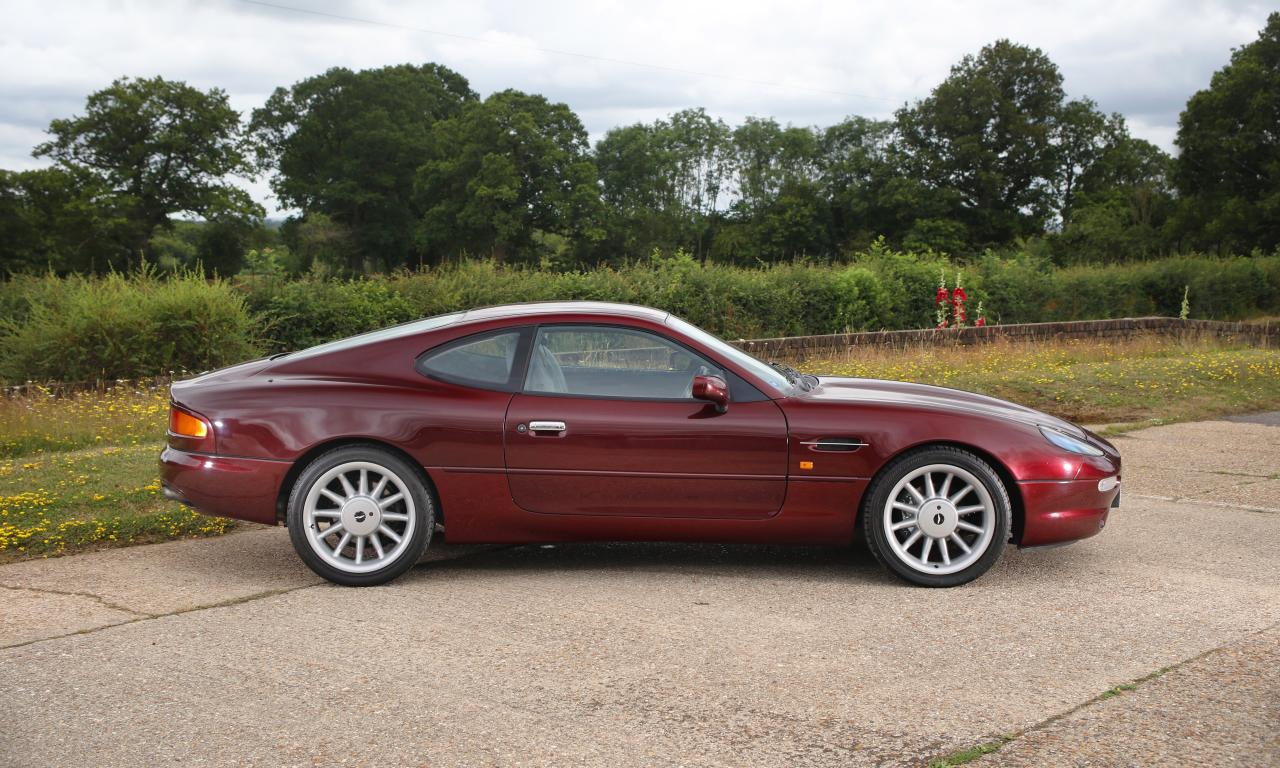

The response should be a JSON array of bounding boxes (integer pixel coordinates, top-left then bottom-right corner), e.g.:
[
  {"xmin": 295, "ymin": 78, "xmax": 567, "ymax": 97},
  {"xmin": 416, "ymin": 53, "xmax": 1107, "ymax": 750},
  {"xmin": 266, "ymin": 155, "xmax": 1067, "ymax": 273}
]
[{"xmin": 1, "ymin": 0, "xmax": 1272, "ymax": 215}]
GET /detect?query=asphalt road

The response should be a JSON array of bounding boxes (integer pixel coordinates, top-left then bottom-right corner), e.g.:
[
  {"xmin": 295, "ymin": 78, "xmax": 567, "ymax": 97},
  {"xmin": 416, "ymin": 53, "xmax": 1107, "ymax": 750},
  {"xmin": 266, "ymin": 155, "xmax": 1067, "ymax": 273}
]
[{"xmin": 1, "ymin": 416, "xmax": 1278, "ymax": 767}]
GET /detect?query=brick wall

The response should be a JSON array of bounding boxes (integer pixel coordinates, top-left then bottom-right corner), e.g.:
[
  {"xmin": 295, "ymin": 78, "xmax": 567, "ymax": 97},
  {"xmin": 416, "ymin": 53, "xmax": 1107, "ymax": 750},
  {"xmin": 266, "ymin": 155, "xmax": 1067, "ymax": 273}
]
[{"xmin": 730, "ymin": 317, "xmax": 1280, "ymax": 361}]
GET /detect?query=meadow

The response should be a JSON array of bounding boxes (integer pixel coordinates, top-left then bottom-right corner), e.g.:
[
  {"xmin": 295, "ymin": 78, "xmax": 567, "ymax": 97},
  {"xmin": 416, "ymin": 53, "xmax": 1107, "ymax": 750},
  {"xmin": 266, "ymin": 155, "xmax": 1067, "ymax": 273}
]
[{"xmin": 1, "ymin": 332, "xmax": 1276, "ymax": 561}]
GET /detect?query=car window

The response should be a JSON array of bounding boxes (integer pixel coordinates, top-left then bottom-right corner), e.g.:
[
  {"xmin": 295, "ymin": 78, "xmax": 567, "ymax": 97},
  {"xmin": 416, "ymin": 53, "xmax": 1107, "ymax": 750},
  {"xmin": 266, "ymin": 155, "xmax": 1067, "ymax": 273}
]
[
  {"xmin": 417, "ymin": 330, "xmax": 523, "ymax": 390},
  {"xmin": 525, "ymin": 326, "xmax": 723, "ymax": 400}
]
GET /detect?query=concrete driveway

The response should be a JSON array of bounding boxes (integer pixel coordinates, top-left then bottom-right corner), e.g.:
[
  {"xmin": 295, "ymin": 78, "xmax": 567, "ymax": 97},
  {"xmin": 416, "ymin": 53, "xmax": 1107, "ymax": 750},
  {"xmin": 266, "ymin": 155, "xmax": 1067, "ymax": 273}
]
[{"xmin": 1, "ymin": 416, "xmax": 1277, "ymax": 767}]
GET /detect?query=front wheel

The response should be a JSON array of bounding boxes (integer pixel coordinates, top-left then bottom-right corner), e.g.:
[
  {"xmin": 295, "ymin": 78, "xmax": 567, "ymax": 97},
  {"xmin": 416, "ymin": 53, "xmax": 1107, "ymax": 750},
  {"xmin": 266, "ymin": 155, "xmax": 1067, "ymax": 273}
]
[
  {"xmin": 287, "ymin": 446, "xmax": 433, "ymax": 586},
  {"xmin": 863, "ymin": 446, "xmax": 1010, "ymax": 587}
]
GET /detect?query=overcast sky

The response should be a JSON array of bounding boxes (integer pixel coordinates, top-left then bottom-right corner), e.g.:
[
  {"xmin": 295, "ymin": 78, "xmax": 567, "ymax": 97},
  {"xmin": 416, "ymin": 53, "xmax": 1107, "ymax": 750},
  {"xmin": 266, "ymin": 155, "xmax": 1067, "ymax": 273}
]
[{"xmin": 1, "ymin": 0, "xmax": 1272, "ymax": 215}]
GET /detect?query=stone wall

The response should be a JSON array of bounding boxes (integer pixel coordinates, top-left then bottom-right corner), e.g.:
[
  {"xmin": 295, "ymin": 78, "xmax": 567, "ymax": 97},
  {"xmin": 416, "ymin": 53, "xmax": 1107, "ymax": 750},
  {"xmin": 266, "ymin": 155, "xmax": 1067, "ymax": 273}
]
[{"xmin": 731, "ymin": 317, "xmax": 1279, "ymax": 361}]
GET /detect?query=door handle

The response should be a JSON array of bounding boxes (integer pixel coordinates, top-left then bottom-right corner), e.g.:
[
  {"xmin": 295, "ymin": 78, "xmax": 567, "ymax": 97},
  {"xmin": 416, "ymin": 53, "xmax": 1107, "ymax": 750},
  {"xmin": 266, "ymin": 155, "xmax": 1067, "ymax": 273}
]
[{"xmin": 527, "ymin": 420, "xmax": 566, "ymax": 433}]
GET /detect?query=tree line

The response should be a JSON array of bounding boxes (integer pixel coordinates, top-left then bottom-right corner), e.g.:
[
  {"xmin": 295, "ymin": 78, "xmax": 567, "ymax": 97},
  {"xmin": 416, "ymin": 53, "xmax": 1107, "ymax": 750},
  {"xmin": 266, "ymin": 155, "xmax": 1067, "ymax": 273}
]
[{"xmin": 1, "ymin": 13, "xmax": 1277, "ymax": 276}]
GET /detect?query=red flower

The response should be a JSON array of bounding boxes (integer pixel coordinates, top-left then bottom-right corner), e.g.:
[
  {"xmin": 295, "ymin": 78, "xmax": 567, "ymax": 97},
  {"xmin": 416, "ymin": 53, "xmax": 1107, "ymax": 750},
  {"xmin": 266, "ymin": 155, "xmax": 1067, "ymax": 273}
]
[{"xmin": 935, "ymin": 286, "xmax": 950, "ymax": 305}]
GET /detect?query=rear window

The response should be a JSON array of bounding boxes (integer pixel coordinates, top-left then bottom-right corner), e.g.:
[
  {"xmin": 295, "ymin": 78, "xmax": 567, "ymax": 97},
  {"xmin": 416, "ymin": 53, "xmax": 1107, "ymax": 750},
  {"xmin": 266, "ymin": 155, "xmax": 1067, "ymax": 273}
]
[{"xmin": 416, "ymin": 330, "xmax": 524, "ymax": 391}]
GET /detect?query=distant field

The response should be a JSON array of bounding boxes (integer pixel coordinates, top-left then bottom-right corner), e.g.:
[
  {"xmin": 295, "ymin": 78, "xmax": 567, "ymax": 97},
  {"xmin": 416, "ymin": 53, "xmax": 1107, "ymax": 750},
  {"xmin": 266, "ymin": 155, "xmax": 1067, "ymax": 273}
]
[{"xmin": 2, "ymin": 334, "xmax": 1277, "ymax": 561}]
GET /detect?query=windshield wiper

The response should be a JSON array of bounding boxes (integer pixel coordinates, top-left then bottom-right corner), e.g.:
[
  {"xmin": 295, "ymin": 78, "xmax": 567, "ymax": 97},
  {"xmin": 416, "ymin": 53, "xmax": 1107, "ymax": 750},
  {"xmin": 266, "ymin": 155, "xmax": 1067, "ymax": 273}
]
[{"xmin": 769, "ymin": 361, "xmax": 816, "ymax": 391}]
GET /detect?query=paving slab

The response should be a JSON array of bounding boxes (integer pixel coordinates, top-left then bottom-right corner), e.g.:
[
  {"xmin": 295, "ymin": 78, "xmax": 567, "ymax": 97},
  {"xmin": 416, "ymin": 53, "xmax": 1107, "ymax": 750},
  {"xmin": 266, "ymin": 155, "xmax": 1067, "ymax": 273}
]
[
  {"xmin": 1110, "ymin": 415, "xmax": 1280, "ymax": 511},
  {"xmin": 0, "ymin": 415, "xmax": 1276, "ymax": 767},
  {"xmin": 0, "ymin": 527, "xmax": 494, "ymax": 627},
  {"xmin": 974, "ymin": 626, "xmax": 1280, "ymax": 767},
  {"xmin": 1110, "ymin": 419, "xmax": 1280, "ymax": 479},
  {"xmin": 1222, "ymin": 411, "xmax": 1280, "ymax": 427},
  {"xmin": 0, "ymin": 527, "xmax": 319, "ymax": 619},
  {"xmin": 0, "ymin": 586, "xmax": 141, "ymax": 647}
]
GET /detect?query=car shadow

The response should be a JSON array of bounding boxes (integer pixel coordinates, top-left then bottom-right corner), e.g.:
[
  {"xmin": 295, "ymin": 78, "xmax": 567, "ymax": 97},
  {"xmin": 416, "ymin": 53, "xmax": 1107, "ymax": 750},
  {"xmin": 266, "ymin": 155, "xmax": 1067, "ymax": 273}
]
[
  {"xmin": 403, "ymin": 539, "xmax": 897, "ymax": 587},
  {"xmin": 403, "ymin": 536, "xmax": 1103, "ymax": 589}
]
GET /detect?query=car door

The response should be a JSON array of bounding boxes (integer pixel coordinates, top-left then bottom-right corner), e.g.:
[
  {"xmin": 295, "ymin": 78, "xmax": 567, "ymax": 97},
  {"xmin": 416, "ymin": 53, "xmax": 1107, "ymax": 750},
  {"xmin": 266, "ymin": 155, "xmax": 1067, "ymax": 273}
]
[{"xmin": 504, "ymin": 324, "xmax": 789, "ymax": 519}]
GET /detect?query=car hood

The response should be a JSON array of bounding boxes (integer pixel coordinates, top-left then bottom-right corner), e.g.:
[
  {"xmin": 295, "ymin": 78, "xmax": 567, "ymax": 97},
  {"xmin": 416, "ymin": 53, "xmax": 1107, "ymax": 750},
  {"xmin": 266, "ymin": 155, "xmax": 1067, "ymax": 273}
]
[{"xmin": 807, "ymin": 376, "xmax": 1087, "ymax": 437}]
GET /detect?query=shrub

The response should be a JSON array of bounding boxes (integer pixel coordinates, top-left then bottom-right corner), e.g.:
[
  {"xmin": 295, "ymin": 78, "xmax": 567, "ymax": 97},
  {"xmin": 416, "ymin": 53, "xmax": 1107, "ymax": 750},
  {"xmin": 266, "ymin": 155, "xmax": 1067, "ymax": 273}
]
[
  {"xmin": 2, "ymin": 249, "xmax": 1278, "ymax": 384},
  {"xmin": 257, "ymin": 276, "xmax": 417, "ymax": 353},
  {"xmin": 0, "ymin": 269, "xmax": 260, "ymax": 383}
]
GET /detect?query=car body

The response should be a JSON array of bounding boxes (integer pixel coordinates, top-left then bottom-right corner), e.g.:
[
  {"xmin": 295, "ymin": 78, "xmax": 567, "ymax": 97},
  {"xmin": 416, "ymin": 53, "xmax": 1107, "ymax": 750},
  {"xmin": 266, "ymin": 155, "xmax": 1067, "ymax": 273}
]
[{"xmin": 160, "ymin": 301, "xmax": 1121, "ymax": 586}]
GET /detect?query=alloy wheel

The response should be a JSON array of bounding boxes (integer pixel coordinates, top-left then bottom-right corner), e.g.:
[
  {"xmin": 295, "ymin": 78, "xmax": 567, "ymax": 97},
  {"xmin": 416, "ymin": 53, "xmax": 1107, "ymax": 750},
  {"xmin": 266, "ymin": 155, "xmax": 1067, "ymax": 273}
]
[
  {"xmin": 881, "ymin": 463, "xmax": 996, "ymax": 576},
  {"xmin": 302, "ymin": 460, "xmax": 418, "ymax": 574}
]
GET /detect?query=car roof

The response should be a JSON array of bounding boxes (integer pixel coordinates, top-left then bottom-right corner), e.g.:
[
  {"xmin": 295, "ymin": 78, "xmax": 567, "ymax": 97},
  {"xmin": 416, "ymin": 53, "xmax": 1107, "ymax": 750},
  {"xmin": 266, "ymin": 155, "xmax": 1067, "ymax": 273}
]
[
  {"xmin": 459, "ymin": 301, "xmax": 670, "ymax": 323},
  {"xmin": 267, "ymin": 302, "xmax": 673, "ymax": 368}
]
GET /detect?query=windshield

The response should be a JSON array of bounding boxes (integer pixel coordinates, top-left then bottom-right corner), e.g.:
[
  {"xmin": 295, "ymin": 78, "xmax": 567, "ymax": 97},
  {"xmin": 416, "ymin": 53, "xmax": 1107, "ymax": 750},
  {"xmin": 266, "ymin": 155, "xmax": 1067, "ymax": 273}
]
[{"xmin": 665, "ymin": 315, "xmax": 794, "ymax": 394}]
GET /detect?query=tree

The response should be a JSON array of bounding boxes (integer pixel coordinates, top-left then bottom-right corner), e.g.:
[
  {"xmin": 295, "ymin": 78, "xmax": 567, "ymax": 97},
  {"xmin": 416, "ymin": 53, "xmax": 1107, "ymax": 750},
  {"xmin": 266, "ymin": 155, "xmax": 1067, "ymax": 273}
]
[
  {"xmin": 1057, "ymin": 132, "xmax": 1175, "ymax": 262},
  {"xmin": 0, "ymin": 167, "xmax": 132, "ymax": 273},
  {"xmin": 1052, "ymin": 98, "xmax": 1110, "ymax": 227},
  {"xmin": 664, "ymin": 109, "xmax": 732, "ymax": 260},
  {"xmin": 712, "ymin": 117, "xmax": 828, "ymax": 261},
  {"xmin": 595, "ymin": 123, "xmax": 686, "ymax": 259},
  {"xmin": 593, "ymin": 108, "xmax": 731, "ymax": 262},
  {"xmin": 818, "ymin": 116, "xmax": 961, "ymax": 254},
  {"xmin": 415, "ymin": 89, "xmax": 603, "ymax": 263},
  {"xmin": 35, "ymin": 76, "xmax": 258, "ymax": 256},
  {"xmin": 1175, "ymin": 12, "xmax": 1280, "ymax": 252},
  {"xmin": 250, "ymin": 64, "xmax": 477, "ymax": 269},
  {"xmin": 896, "ymin": 40, "xmax": 1067, "ymax": 248},
  {"xmin": 729, "ymin": 117, "xmax": 821, "ymax": 215}
]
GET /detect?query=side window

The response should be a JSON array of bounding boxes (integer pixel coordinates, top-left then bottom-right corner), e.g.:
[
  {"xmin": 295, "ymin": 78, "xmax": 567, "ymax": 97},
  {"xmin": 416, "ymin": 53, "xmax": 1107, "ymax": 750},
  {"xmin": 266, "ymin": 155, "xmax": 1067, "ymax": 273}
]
[
  {"xmin": 417, "ymin": 330, "xmax": 524, "ymax": 391},
  {"xmin": 525, "ymin": 326, "xmax": 724, "ymax": 400}
]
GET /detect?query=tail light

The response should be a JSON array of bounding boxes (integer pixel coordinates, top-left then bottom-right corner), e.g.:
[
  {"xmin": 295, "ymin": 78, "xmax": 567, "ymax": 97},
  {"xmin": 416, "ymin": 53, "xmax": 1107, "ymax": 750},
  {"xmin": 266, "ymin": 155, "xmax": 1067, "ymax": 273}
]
[{"xmin": 169, "ymin": 405, "xmax": 211, "ymax": 440}]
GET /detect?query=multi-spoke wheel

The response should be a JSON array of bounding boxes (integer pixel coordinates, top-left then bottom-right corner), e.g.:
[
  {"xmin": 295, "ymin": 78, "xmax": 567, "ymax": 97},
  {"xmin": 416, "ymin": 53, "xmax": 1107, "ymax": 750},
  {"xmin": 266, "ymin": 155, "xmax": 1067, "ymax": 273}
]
[
  {"xmin": 287, "ymin": 446, "xmax": 433, "ymax": 586},
  {"xmin": 863, "ymin": 446, "xmax": 1010, "ymax": 587}
]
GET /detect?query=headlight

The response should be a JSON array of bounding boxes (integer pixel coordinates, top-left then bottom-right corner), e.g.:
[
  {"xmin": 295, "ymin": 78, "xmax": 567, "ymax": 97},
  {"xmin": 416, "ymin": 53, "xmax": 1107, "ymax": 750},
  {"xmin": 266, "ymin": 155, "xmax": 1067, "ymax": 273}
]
[{"xmin": 1039, "ymin": 426, "xmax": 1104, "ymax": 457}]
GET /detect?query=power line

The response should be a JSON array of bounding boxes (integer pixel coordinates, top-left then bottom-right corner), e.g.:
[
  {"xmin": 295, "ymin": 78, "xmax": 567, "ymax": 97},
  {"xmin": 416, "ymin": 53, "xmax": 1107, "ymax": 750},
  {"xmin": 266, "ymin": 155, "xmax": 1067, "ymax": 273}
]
[{"xmin": 235, "ymin": 0, "xmax": 895, "ymax": 103}]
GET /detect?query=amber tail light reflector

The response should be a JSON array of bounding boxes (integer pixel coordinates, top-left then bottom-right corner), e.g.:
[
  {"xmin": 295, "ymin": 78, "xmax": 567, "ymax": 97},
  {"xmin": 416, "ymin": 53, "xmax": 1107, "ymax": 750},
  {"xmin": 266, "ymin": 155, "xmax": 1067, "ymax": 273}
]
[{"xmin": 169, "ymin": 406, "xmax": 210, "ymax": 439}]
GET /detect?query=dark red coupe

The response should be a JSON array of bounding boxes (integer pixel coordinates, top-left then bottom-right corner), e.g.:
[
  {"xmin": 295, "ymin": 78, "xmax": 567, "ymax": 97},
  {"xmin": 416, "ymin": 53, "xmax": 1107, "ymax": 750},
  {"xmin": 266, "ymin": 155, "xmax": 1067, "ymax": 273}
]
[{"xmin": 160, "ymin": 302, "xmax": 1121, "ymax": 587}]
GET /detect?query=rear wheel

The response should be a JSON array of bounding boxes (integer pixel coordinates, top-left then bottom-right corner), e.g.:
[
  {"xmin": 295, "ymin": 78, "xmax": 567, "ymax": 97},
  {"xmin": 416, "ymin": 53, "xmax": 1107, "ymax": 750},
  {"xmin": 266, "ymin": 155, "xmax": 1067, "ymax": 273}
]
[
  {"xmin": 287, "ymin": 446, "xmax": 433, "ymax": 586},
  {"xmin": 863, "ymin": 446, "xmax": 1010, "ymax": 587}
]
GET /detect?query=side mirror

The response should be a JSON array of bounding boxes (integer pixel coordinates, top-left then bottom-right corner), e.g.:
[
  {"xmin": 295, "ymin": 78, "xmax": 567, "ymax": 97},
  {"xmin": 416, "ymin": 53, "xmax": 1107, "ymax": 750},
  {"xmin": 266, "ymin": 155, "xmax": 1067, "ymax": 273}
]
[{"xmin": 691, "ymin": 374, "xmax": 729, "ymax": 413}]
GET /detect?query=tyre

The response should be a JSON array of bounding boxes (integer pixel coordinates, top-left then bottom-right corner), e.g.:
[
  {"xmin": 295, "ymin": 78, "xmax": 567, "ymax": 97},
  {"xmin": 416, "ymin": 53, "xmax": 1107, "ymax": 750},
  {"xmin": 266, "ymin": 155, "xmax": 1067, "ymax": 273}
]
[
  {"xmin": 862, "ymin": 446, "xmax": 1010, "ymax": 587},
  {"xmin": 287, "ymin": 445, "xmax": 433, "ymax": 586}
]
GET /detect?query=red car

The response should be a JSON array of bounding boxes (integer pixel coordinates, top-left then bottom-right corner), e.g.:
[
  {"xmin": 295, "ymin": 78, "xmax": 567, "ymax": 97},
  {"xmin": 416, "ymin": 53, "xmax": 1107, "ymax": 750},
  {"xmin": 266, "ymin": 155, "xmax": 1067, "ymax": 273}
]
[{"xmin": 160, "ymin": 302, "xmax": 1121, "ymax": 587}]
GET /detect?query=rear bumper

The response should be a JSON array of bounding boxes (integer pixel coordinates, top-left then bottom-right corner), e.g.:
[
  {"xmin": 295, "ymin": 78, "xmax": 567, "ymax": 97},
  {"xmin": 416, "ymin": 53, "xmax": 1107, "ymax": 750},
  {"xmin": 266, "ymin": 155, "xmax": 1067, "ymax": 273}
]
[
  {"xmin": 1017, "ymin": 477, "xmax": 1120, "ymax": 548},
  {"xmin": 159, "ymin": 446, "xmax": 289, "ymax": 526}
]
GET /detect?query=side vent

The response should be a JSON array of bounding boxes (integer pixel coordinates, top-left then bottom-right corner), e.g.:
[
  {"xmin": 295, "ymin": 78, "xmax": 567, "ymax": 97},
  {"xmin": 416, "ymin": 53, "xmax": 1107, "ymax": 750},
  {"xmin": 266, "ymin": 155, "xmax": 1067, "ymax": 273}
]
[{"xmin": 801, "ymin": 437, "xmax": 868, "ymax": 453}]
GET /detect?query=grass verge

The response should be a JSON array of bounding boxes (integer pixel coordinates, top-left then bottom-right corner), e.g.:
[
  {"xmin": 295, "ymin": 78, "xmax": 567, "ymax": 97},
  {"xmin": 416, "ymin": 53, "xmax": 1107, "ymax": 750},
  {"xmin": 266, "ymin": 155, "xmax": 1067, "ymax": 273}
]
[
  {"xmin": 0, "ymin": 443, "xmax": 234, "ymax": 562},
  {"xmin": 795, "ymin": 334, "xmax": 1280, "ymax": 428}
]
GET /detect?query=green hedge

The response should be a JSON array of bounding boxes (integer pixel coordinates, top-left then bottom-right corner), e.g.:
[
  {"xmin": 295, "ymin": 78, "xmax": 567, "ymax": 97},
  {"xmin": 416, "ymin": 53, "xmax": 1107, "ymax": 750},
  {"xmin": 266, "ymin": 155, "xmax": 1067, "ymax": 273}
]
[
  {"xmin": 2, "ymin": 247, "xmax": 1278, "ymax": 383},
  {"xmin": 0, "ymin": 269, "xmax": 261, "ymax": 383}
]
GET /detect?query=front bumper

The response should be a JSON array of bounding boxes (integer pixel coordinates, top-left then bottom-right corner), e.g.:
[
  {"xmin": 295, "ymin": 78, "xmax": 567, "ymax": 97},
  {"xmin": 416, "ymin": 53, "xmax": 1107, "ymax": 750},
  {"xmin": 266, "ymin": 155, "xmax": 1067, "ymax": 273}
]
[
  {"xmin": 1017, "ymin": 477, "xmax": 1120, "ymax": 547},
  {"xmin": 159, "ymin": 446, "xmax": 290, "ymax": 526}
]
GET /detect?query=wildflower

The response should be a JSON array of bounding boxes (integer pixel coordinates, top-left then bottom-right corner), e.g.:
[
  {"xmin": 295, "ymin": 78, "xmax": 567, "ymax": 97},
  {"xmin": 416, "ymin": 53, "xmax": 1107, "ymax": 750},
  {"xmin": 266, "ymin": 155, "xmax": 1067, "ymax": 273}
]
[
  {"xmin": 951, "ymin": 271, "xmax": 968, "ymax": 328},
  {"xmin": 935, "ymin": 269, "xmax": 950, "ymax": 329}
]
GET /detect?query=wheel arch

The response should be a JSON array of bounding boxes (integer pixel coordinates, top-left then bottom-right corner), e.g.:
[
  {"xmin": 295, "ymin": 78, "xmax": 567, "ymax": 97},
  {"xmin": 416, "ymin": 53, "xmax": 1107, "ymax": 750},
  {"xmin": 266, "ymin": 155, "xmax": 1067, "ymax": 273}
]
[
  {"xmin": 275, "ymin": 438, "xmax": 441, "ymax": 527},
  {"xmin": 858, "ymin": 440, "xmax": 1025, "ymax": 545}
]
